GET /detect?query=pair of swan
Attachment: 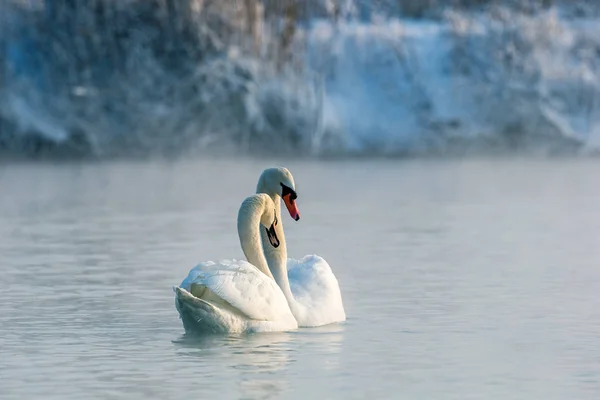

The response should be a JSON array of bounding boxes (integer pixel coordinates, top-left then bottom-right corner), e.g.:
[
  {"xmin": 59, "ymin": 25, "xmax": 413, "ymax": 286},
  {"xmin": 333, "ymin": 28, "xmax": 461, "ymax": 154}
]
[{"xmin": 174, "ymin": 167, "xmax": 345, "ymax": 334}]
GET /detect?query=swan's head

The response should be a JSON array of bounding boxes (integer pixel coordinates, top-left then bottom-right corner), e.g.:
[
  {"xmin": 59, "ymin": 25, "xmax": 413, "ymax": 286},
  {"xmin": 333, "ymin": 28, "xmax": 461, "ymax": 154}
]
[
  {"xmin": 259, "ymin": 200, "xmax": 280, "ymax": 249},
  {"xmin": 257, "ymin": 167, "xmax": 301, "ymax": 221}
]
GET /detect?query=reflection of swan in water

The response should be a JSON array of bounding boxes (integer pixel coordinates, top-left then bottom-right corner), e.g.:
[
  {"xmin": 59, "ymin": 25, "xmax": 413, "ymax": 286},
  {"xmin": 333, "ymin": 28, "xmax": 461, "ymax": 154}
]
[
  {"xmin": 174, "ymin": 194, "xmax": 297, "ymax": 334},
  {"xmin": 173, "ymin": 332, "xmax": 295, "ymax": 398},
  {"xmin": 173, "ymin": 332, "xmax": 294, "ymax": 370},
  {"xmin": 173, "ymin": 325, "xmax": 345, "ymax": 399}
]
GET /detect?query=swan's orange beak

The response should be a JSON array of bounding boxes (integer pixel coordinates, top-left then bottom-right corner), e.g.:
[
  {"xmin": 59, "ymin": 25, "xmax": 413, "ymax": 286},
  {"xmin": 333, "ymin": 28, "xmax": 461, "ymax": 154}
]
[{"xmin": 283, "ymin": 194, "xmax": 300, "ymax": 221}]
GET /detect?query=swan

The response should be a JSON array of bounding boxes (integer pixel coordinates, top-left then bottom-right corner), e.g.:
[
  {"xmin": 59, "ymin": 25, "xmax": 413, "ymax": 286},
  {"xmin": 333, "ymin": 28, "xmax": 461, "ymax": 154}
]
[
  {"xmin": 174, "ymin": 193, "xmax": 298, "ymax": 334},
  {"xmin": 256, "ymin": 167, "xmax": 346, "ymax": 327}
]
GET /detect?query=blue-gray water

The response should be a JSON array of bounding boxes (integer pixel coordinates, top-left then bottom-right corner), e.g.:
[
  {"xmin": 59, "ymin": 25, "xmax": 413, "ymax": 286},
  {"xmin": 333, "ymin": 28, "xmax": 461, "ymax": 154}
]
[{"xmin": 1, "ymin": 158, "xmax": 599, "ymax": 399}]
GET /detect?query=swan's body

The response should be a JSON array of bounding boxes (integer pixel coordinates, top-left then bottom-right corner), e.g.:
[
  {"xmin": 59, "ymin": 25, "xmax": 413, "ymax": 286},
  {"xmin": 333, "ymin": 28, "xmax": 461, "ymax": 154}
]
[
  {"xmin": 175, "ymin": 194, "xmax": 297, "ymax": 334},
  {"xmin": 175, "ymin": 260, "xmax": 297, "ymax": 334},
  {"xmin": 257, "ymin": 168, "xmax": 346, "ymax": 327}
]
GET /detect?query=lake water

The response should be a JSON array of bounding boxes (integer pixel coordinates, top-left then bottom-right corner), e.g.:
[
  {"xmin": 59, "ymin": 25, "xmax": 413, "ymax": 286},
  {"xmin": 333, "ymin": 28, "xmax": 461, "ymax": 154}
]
[{"xmin": 1, "ymin": 158, "xmax": 599, "ymax": 399}]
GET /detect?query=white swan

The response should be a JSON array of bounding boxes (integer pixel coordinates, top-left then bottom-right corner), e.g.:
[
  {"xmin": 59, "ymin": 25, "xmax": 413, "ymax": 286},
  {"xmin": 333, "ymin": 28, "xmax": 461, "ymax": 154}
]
[
  {"xmin": 174, "ymin": 193, "xmax": 298, "ymax": 334},
  {"xmin": 256, "ymin": 167, "xmax": 346, "ymax": 327}
]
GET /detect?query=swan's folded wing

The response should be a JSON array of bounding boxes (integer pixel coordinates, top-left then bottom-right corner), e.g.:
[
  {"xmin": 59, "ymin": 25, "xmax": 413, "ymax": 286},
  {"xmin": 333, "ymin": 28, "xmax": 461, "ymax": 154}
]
[
  {"xmin": 287, "ymin": 255, "xmax": 346, "ymax": 325},
  {"xmin": 287, "ymin": 255, "xmax": 337, "ymax": 303},
  {"xmin": 182, "ymin": 260, "xmax": 294, "ymax": 322}
]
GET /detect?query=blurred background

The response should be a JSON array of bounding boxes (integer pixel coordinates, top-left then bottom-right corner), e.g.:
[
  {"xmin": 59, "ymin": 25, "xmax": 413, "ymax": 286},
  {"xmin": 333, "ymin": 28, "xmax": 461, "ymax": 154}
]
[{"xmin": 2, "ymin": 0, "xmax": 600, "ymax": 160}]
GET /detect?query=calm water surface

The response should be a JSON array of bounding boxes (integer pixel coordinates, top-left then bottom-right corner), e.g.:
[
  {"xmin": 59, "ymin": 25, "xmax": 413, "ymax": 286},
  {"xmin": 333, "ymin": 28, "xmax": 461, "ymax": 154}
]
[{"xmin": 1, "ymin": 158, "xmax": 599, "ymax": 399}]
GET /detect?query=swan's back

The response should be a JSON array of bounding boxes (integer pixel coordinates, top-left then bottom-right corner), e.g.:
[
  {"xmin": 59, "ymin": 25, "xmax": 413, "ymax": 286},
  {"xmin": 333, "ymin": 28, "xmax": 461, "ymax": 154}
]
[{"xmin": 287, "ymin": 255, "xmax": 346, "ymax": 327}]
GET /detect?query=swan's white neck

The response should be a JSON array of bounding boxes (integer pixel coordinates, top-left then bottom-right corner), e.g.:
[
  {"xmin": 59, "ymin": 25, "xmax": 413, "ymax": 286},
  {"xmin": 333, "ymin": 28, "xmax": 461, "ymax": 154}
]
[
  {"xmin": 262, "ymin": 223, "xmax": 292, "ymax": 296},
  {"xmin": 237, "ymin": 196, "xmax": 274, "ymax": 280},
  {"xmin": 257, "ymin": 189, "xmax": 305, "ymax": 319},
  {"xmin": 264, "ymin": 236, "xmax": 305, "ymax": 318}
]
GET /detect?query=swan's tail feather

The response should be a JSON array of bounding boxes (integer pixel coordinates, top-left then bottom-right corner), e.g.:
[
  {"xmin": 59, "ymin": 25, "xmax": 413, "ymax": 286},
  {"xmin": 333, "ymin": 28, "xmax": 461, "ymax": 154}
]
[{"xmin": 174, "ymin": 287, "xmax": 230, "ymax": 334}]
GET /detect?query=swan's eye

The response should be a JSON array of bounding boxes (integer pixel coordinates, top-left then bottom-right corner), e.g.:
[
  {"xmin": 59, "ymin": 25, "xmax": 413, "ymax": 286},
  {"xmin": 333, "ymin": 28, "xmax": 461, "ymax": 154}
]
[
  {"xmin": 280, "ymin": 183, "xmax": 297, "ymax": 200},
  {"xmin": 273, "ymin": 213, "xmax": 278, "ymax": 226}
]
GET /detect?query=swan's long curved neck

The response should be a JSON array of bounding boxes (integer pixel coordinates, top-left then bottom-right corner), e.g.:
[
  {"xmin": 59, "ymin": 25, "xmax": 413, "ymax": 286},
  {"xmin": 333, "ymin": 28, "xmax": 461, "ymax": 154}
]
[
  {"xmin": 257, "ymin": 180, "xmax": 286, "ymax": 277},
  {"xmin": 263, "ymin": 231, "xmax": 293, "ymax": 297},
  {"xmin": 259, "ymin": 194, "xmax": 298, "ymax": 312},
  {"xmin": 264, "ymin": 223, "xmax": 305, "ymax": 320},
  {"xmin": 237, "ymin": 197, "xmax": 274, "ymax": 280},
  {"xmin": 256, "ymin": 177, "xmax": 302, "ymax": 315}
]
